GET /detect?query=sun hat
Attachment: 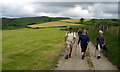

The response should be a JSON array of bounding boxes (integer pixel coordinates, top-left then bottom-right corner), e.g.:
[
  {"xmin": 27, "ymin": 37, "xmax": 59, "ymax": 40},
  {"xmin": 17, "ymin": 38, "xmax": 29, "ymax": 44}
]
[{"xmin": 99, "ymin": 30, "xmax": 103, "ymax": 33}]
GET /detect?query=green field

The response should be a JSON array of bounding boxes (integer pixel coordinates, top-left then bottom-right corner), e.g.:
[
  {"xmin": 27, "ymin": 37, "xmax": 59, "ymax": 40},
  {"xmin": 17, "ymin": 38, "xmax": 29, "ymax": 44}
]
[
  {"xmin": 2, "ymin": 16, "xmax": 70, "ymax": 30},
  {"xmin": 27, "ymin": 21, "xmax": 82, "ymax": 28},
  {"xmin": 2, "ymin": 18, "xmax": 120, "ymax": 70},
  {"xmin": 3, "ymin": 28, "xmax": 66, "ymax": 70}
]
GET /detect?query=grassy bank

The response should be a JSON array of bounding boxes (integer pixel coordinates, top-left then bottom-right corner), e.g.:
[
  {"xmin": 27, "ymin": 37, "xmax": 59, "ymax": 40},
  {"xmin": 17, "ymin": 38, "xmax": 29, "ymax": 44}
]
[{"xmin": 2, "ymin": 28, "xmax": 66, "ymax": 70}]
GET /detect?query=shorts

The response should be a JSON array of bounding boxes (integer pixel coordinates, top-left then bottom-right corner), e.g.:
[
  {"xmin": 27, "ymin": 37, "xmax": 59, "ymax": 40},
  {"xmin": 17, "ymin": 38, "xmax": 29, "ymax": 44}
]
[
  {"xmin": 67, "ymin": 42, "xmax": 73, "ymax": 49},
  {"xmin": 81, "ymin": 44, "xmax": 88, "ymax": 52}
]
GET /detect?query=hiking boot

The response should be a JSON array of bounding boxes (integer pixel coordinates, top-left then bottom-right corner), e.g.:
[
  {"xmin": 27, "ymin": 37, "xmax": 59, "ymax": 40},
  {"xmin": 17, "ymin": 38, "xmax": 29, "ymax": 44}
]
[
  {"xmin": 82, "ymin": 55, "xmax": 84, "ymax": 60},
  {"xmin": 97, "ymin": 56, "xmax": 101, "ymax": 59},
  {"xmin": 65, "ymin": 55, "xmax": 68, "ymax": 59},
  {"xmin": 69, "ymin": 54, "xmax": 71, "ymax": 58},
  {"xmin": 83, "ymin": 55, "xmax": 85, "ymax": 57}
]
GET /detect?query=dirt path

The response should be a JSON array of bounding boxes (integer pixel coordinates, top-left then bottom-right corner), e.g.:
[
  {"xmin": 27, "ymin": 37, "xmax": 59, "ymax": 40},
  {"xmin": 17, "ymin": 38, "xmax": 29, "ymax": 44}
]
[
  {"xmin": 55, "ymin": 33, "xmax": 118, "ymax": 70},
  {"xmin": 88, "ymin": 42, "xmax": 118, "ymax": 70}
]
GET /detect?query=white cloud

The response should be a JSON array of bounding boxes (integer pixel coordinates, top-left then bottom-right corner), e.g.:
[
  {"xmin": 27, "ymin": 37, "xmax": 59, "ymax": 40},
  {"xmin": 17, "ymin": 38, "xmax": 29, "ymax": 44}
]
[
  {"xmin": 23, "ymin": 4, "xmax": 35, "ymax": 14},
  {"xmin": 61, "ymin": 5, "xmax": 91, "ymax": 18},
  {"xmin": 1, "ymin": 0, "xmax": 38, "ymax": 18},
  {"xmin": 38, "ymin": 12, "xmax": 62, "ymax": 17}
]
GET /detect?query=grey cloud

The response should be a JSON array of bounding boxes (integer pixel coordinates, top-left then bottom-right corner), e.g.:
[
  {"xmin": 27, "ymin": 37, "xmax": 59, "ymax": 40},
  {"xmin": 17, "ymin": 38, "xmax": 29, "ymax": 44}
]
[
  {"xmin": 1, "ymin": 2, "xmax": 118, "ymax": 19},
  {"xmin": 33, "ymin": 2, "xmax": 95, "ymax": 8},
  {"xmin": 35, "ymin": 0, "xmax": 119, "ymax": 2}
]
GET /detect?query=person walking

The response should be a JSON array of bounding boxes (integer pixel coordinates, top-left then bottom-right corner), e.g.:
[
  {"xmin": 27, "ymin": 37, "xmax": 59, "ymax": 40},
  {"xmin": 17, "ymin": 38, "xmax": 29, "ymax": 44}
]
[
  {"xmin": 78, "ymin": 28, "xmax": 82, "ymax": 37},
  {"xmin": 64, "ymin": 27, "xmax": 76, "ymax": 59},
  {"xmin": 96, "ymin": 30, "xmax": 105, "ymax": 59},
  {"xmin": 78, "ymin": 29, "xmax": 90, "ymax": 60}
]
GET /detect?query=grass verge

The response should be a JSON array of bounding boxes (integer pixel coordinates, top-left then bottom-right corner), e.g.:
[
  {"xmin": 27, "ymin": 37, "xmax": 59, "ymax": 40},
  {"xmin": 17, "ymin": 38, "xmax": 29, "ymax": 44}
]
[{"xmin": 2, "ymin": 28, "xmax": 66, "ymax": 70}]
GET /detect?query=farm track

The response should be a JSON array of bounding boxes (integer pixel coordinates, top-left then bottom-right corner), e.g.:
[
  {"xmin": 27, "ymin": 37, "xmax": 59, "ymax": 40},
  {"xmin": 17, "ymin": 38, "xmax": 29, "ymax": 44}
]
[{"xmin": 55, "ymin": 33, "xmax": 118, "ymax": 70}]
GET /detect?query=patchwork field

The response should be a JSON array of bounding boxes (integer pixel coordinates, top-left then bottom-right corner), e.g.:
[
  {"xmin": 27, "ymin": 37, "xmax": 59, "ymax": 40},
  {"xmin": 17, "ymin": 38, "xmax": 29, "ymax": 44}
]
[
  {"xmin": 27, "ymin": 21, "xmax": 82, "ymax": 28},
  {"xmin": 60, "ymin": 19, "xmax": 91, "ymax": 23}
]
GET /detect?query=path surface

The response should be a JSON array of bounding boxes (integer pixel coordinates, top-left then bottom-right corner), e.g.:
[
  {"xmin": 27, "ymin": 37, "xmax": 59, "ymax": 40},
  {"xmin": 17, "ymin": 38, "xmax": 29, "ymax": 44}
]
[{"xmin": 55, "ymin": 33, "xmax": 118, "ymax": 70}]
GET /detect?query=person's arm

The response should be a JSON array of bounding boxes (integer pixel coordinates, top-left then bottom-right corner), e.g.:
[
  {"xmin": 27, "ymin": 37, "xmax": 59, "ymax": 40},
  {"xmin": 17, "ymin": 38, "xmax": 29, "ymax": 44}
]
[
  {"xmin": 103, "ymin": 36, "xmax": 106, "ymax": 45},
  {"xmin": 78, "ymin": 37, "xmax": 80, "ymax": 44},
  {"xmin": 64, "ymin": 36, "xmax": 67, "ymax": 42},
  {"xmin": 78, "ymin": 35, "xmax": 82, "ymax": 44},
  {"xmin": 73, "ymin": 32, "xmax": 76, "ymax": 43},
  {"xmin": 96, "ymin": 36, "xmax": 98, "ymax": 44},
  {"xmin": 64, "ymin": 32, "xmax": 68, "ymax": 42},
  {"xmin": 87, "ymin": 36, "xmax": 90, "ymax": 44}
]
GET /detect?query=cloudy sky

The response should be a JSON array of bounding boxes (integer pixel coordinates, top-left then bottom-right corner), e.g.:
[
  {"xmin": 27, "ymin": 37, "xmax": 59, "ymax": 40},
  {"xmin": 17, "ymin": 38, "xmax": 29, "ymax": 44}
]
[{"xmin": 1, "ymin": 0, "xmax": 119, "ymax": 19}]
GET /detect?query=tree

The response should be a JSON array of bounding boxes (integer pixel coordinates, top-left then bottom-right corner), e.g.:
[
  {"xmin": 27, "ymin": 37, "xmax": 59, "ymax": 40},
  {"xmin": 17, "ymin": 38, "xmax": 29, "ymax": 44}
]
[{"xmin": 80, "ymin": 18, "xmax": 85, "ymax": 24}]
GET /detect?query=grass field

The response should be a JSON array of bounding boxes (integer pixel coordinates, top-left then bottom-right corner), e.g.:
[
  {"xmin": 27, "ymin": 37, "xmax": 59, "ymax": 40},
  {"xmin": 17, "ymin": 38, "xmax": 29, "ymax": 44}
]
[
  {"xmin": 27, "ymin": 21, "xmax": 82, "ymax": 28},
  {"xmin": 2, "ymin": 18, "xmax": 120, "ymax": 70},
  {"xmin": 2, "ymin": 28, "xmax": 66, "ymax": 70},
  {"xmin": 60, "ymin": 19, "xmax": 91, "ymax": 23}
]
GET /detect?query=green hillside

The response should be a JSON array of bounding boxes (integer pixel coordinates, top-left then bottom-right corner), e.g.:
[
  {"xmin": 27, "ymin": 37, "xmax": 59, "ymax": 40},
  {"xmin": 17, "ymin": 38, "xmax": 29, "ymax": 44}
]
[{"xmin": 2, "ymin": 16, "xmax": 70, "ymax": 30}]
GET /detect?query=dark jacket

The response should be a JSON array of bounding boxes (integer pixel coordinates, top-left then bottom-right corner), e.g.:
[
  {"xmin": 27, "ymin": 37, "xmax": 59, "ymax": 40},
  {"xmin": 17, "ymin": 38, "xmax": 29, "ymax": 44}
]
[
  {"xmin": 96, "ymin": 35, "xmax": 105, "ymax": 44},
  {"xmin": 78, "ymin": 30, "xmax": 82, "ymax": 36},
  {"xmin": 78, "ymin": 34, "xmax": 90, "ymax": 45}
]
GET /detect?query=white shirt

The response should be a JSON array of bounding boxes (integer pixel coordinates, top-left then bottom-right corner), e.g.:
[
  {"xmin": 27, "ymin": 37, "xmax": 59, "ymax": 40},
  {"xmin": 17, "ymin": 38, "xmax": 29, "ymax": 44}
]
[{"xmin": 65, "ymin": 32, "xmax": 76, "ymax": 43}]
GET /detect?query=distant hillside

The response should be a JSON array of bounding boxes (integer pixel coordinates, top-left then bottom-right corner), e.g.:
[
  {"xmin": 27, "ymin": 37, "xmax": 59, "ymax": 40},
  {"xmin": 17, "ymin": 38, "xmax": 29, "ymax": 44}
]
[{"xmin": 2, "ymin": 16, "xmax": 70, "ymax": 30}]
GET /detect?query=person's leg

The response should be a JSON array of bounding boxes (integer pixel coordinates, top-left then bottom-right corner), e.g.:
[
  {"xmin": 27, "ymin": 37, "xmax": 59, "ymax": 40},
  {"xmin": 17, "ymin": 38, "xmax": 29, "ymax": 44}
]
[
  {"xmin": 97, "ymin": 44, "xmax": 101, "ymax": 59},
  {"xmin": 81, "ymin": 52, "xmax": 85, "ymax": 60},
  {"xmin": 69, "ymin": 43, "xmax": 73, "ymax": 58},
  {"xmin": 84, "ymin": 44, "xmax": 88, "ymax": 57},
  {"xmin": 81, "ymin": 44, "xmax": 85, "ymax": 59},
  {"xmin": 81, "ymin": 45, "xmax": 83, "ymax": 55},
  {"xmin": 65, "ymin": 43, "xmax": 70, "ymax": 59}
]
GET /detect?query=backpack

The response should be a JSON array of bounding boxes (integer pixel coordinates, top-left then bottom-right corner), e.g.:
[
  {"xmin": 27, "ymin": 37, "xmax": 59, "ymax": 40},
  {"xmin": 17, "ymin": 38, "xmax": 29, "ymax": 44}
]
[{"xmin": 66, "ymin": 32, "xmax": 75, "ymax": 37}]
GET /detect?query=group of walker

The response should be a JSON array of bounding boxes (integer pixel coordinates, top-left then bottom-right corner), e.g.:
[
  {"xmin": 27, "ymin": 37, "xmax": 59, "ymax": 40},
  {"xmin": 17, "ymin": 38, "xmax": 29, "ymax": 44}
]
[{"xmin": 64, "ymin": 27, "xmax": 105, "ymax": 60}]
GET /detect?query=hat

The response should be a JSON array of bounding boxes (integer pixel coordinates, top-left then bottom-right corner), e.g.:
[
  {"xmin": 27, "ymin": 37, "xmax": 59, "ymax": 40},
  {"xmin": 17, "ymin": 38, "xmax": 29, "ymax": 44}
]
[
  {"xmin": 69, "ymin": 27, "xmax": 73, "ymax": 30},
  {"xmin": 99, "ymin": 30, "xmax": 103, "ymax": 33}
]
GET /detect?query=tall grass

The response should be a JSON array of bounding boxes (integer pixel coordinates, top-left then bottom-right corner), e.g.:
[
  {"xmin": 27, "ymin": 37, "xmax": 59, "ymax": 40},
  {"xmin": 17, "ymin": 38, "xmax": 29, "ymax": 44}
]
[{"xmin": 89, "ymin": 26, "xmax": 120, "ymax": 69}]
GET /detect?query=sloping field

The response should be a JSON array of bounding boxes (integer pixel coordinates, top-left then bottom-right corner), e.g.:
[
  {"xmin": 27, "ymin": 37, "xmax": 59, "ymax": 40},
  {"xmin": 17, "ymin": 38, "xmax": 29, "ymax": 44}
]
[
  {"xmin": 60, "ymin": 19, "xmax": 91, "ymax": 23},
  {"xmin": 27, "ymin": 21, "xmax": 82, "ymax": 28}
]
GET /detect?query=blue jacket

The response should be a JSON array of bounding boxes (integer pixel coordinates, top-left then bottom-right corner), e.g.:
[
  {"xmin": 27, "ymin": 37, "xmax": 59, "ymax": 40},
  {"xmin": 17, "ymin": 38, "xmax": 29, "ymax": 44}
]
[
  {"xmin": 78, "ymin": 30, "xmax": 82, "ymax": 36},
  {"xmin": 78, "ymin": 34, "xmax": 90, "ymax": 45}
]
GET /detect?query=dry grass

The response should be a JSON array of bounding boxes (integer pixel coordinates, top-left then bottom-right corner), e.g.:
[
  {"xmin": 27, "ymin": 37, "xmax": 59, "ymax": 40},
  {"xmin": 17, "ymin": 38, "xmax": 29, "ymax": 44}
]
[
  {"xmin": 27, "ymin": 21, "xmax": 82, "ymax": 28},
  {"xmin": 60, "ymin": 19, "xmax": 91, "ymax": 23}
]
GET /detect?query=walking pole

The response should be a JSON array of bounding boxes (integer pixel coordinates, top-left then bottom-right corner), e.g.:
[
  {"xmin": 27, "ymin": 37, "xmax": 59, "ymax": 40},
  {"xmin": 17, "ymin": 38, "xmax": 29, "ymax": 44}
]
[
  {"xmin": 75, "ymin": 44, "xmax": 79, "ymax": 56},
  {"xmin": 94, "ymin": 44, "xmax": 97, "ymax": 57},
  {"xmin": 64, "ymin": 43, "xmax": 67, "ymax": 57}
]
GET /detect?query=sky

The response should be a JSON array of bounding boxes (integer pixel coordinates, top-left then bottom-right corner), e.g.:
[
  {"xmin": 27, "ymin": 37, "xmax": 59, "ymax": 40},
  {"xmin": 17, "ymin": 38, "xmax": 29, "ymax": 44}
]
[{"xmin": 1, "ymin": 0, "xmax": 119, "ymax": 19}]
